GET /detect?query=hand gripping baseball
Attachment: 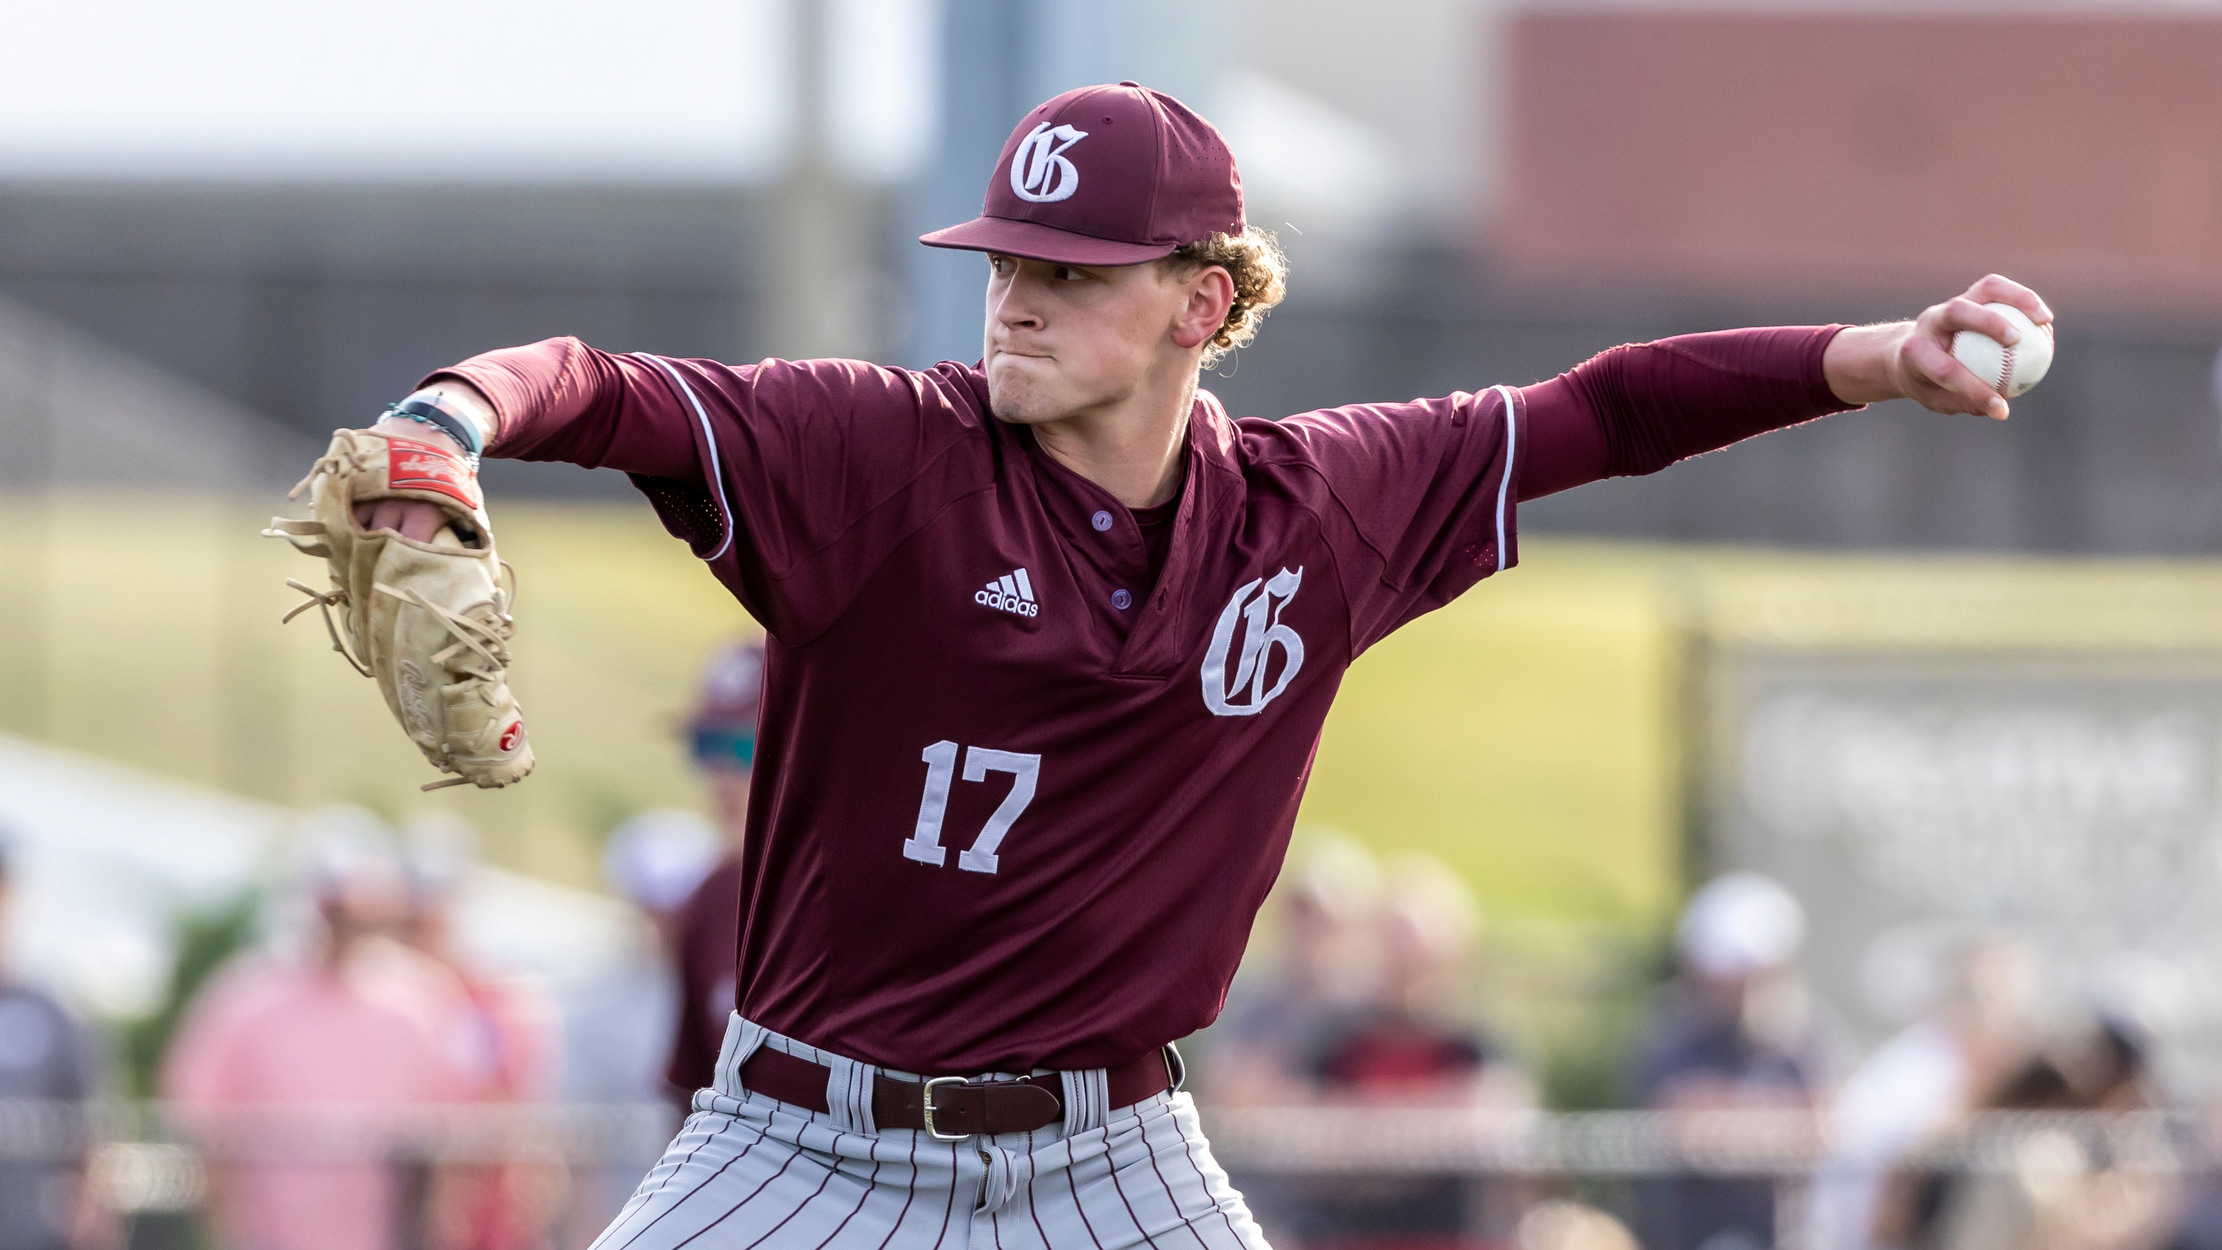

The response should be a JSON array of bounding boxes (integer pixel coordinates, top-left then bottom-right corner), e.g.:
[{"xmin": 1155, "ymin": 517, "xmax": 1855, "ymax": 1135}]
[
  {"xmin": 265, "ymin": 428, "xmax": 534, "ymax": 790},
  {"xmin": 1825, "ymin": 274, "xmax": 2055, "ymax": 421}
]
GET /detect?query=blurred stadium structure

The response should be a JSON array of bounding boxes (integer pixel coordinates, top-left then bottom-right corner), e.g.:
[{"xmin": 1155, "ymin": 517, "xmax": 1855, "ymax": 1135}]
[
  {"xmin": 6, "ymin": 2, "xmax": 2222, "ymax": 1248},
  {"xmin": 1692, "ymin": 567, "xmax": 2222, "ymax": 1099},
  {"xmin": 5, "ymin": 4, "xmax": 2222, "ymax": 546}
]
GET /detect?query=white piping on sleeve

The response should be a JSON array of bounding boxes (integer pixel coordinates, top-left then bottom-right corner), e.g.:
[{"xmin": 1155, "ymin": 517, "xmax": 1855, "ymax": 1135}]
[
  {"xmin": 631, "ymin": 352, "xmax": 737, "ymax": 563},
  {"xmin": 1488, "ymin": 384, "xmax": 1519, "ymax": 573}
]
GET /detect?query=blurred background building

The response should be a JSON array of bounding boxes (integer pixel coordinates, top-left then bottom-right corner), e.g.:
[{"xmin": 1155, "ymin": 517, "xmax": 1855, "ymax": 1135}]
[
  {"xmin": 7, "ymin": 1, "xmax": 2222, "ymax": 547},
  {"xmin": 6, "ymin": 1, "xmax": 2222, "ymax": 1246}
]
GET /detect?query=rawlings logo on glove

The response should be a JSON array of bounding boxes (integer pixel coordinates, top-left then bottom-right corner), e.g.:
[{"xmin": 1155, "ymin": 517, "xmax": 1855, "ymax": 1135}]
[
  {"xmin": 265, "ymin": 428, "xmax": 534, "ymax": 791},
  {"xmin": 386, "ymin": 437, "xmax": 482, "ymax": 509}
]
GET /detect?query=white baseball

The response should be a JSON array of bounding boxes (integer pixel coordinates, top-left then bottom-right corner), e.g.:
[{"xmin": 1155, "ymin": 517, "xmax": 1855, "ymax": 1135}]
[{"xmin": 1950, "ymin": 302, "xmax": 2053, "ymax": 399}]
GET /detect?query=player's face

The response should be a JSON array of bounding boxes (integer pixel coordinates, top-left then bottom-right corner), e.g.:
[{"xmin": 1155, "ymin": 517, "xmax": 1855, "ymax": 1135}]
[{"xmin": 980, "ymin": 254, "xmax": 1200, "ymax": 426}]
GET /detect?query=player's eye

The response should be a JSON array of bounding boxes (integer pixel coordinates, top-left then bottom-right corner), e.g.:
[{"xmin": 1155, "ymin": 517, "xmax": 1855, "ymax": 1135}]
[
  {"xmin": 1053, "ymin": 265, "xmax": 1088, "ymax": 282},
  {"xmin": 987, "ymin": 255, "xmax": 1015, "ymax": 276}
]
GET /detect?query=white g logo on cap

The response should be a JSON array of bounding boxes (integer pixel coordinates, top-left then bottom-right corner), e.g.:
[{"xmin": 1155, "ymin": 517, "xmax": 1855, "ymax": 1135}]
[{"xmin": 1010, "ymin": 123, "xmax": 1088, "ymax": 203}]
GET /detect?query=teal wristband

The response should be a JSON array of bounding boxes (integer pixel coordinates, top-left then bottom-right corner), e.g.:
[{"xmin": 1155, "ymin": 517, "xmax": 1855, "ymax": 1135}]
[{"xmin": 386, "ymin": 400, "xmax": 483, "ymax": 464}]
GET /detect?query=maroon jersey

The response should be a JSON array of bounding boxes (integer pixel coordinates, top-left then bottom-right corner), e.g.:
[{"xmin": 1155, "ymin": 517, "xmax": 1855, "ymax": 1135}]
[{"xmin": 435, "ymin": 328, "xmax": 1844, "ymax": 1074}]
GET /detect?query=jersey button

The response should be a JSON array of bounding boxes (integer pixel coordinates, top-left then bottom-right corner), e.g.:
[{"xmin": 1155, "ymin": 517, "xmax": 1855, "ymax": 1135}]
[
  {"xmin": 1110, "ymin": 588, "xmax": 1133, "ymax": 610},
  {"xmin": 1090, "ymin": 510, "xmax": 1114, "ymax": 532}
]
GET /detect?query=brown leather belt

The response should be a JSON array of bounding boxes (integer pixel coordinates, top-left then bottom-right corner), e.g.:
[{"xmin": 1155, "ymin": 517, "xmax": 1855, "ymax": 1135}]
[{"xmin": 737, "ymin": 1045, "xmax": 1177, "ymax": 1140}]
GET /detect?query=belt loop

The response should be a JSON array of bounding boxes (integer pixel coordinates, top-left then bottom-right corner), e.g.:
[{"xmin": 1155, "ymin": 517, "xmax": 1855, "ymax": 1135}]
[
  {"xmin": 823, "ymin": 1053, "xmax": 878, "ymax": 1134},
  {"xmin": 717, "ymin": 1013, "xmax": 769, "ymax": 1099},
  {"xmin": 1163, "ymin": 1042, "xmax": 1187, "ymax": 1093},
  {"xmin": 1058, "ymin": 1067, "xmax": 1110, "ymax": 1137}
]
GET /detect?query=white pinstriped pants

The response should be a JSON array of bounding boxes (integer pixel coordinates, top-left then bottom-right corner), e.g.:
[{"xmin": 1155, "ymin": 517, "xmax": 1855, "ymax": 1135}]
[{"xmin": 591, "ymin": 1014, "xmax": 1272, "ymax": 1250}]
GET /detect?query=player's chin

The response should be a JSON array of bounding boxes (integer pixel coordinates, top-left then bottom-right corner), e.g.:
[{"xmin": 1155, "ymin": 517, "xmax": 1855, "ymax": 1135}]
[{"xmin": 985, "ymin": 371, "xmax": 1063, "ymax": 425}]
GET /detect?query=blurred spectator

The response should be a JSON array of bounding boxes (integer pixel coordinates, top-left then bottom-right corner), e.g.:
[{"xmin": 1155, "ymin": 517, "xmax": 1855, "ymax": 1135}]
[
  {"xmin": 0, "ymin": 834, "xmax": 108, "ymax": 1250},
  {"xmin": 1518, "ymin": 1201, "xmax": 1638, "ymax": 1250},
  {"xmin": 1632, "ymin": 873, "xmax": 1822, "ymax": 1250},
  {"xmin": 558, "ymin": 808, "xmax": 717, "ymax": 1244},
  {"xmin": 1808, "ymin": 939, "xmax": 2038, "ymax": 1250},
  {"xmin": 403, "ymin": 815, "xmax": 560, "ymax": 1105},
  {"xmin": 1300, "ymin": 853, "xmax": 1535, "ymax": 1250},
  {"xmin": 1210, "ymin": 833, "xmax": 1386, "ymax": 1106},
  {"xmin": 2165, "ymin": 1094, "xmax": 2222, "ymax": 1250},
  {"xmin": 1207, "ymin": 833, "xmax": 1387, "ymax": 1245},
  {"xmin": 161, "ymin": 808, "xmax": 476, "ymax": 1250},
  {"xmin": 1218, "ymin": 843, "xmax": 1533, "ymax": 1250},
  {"xmin": 665, "ymin": 639, "xmax": 763, "ymax": 1100},
  {"xmin": 1894, "ymin": 1016, "xmax": 2177, "ymax": 1250},
  {"xmin": 1310, "ymin": 854, "xmax": 1532, "ymax": 1110},
  {"xmin": 401, "ymin": 814, "xmax": 563, "ymax": 1250}
]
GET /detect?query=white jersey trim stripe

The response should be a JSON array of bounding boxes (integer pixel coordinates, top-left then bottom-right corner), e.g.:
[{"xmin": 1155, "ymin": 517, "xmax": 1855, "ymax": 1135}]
[
  {"xmin": 632, "ymin": 352, "xmax": 738, "ymax": 563},
  {"xmin": 1489, "ymin": 383, "xmax": 1520, "ymax": 574}
]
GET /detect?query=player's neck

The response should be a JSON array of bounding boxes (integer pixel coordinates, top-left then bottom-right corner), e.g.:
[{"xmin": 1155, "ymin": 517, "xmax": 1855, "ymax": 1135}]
[{"xmin": 1029, "ymin": 371, "xmax": 1194, "ymax": 509}]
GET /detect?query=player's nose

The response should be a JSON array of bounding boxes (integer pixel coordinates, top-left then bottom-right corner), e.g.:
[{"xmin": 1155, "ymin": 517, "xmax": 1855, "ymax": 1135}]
[{"xmin": 988, "ymin": 275, "xmax": 1045, "ymax": 331}]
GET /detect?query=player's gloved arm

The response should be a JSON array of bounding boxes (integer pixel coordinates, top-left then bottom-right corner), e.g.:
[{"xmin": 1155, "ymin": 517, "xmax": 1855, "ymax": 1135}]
[
  {"xmin": 419, "ymin": 337, "xmax": 708, "ymax": 480},
  {"xmin": 354, "ymin": 338, "xmax": 713, "ymax": 540}
]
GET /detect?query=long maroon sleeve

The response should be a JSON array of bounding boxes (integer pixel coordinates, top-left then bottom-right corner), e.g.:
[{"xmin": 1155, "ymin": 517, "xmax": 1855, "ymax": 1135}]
[
  {"xmin": 420, "ymin": 337, "xmax": 707, "ymax": 483},
  {"xmin": 1516, "ymin": 325, "xmax": 1858, "ymax": 501}
]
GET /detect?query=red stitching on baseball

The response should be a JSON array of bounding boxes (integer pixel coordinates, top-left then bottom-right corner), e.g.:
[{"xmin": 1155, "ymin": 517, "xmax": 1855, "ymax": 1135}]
[{"xmin": 1999, "ymin": 344, "xmax": 2015, "ymax": 395}]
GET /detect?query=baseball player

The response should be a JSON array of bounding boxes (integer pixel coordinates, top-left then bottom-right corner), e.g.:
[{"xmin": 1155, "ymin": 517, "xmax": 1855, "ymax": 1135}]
[{"xmin": 302, "ymin": 82, "xmax": 2050, "ymax": 1249}]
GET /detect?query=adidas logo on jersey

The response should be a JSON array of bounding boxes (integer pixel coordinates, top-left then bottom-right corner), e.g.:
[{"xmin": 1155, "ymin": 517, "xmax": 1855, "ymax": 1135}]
[{"xmin": 976, "ymin": 568, "xmax": 1040, "ymax": 617}]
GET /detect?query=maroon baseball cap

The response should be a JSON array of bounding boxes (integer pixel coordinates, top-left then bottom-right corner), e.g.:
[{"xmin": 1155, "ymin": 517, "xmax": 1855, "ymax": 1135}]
[
  {"xmin": 920, "ymin": 82, "xmax": 1244, "ymax": 266},
  {"xmin": 687, "ymin": 638, "xmax": 763, "ymax": 770}
]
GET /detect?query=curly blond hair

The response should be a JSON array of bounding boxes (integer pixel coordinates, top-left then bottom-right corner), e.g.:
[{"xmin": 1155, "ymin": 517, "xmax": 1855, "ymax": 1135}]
[{"xmin": 1161, "ymin": 227, "xmax": 1288, "ymax": 367}]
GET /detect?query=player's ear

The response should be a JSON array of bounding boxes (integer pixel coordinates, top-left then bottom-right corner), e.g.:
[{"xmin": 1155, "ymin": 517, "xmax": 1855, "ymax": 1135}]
[{"xmin": 1170, "ymin": 265, "xmax": 1234, "ymax": 352}]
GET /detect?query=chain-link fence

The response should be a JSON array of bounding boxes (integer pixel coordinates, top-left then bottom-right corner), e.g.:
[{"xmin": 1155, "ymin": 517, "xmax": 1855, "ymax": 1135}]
[{"xmin": 9, "ymin": 1101, "xmax": 2210, "ymax": 1249}]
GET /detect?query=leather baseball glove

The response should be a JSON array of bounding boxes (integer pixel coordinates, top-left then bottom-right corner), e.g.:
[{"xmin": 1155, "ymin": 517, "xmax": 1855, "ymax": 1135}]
[{"xmin": 266, "ymin": 428, "xmax": 534, "ymax": 790}]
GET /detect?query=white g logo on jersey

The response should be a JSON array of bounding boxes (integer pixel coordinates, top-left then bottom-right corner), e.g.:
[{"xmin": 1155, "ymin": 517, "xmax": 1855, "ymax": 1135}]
[
  {"xmin": 1202, "ymin": 567, "xmax": 1306, "ymax": 717},
  {"xmin": 1010, "ymin": 123, "xmax": 1088, "ymax": 203}
]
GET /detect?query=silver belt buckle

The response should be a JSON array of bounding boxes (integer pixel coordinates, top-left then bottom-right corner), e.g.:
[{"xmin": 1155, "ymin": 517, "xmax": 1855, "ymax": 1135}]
[{"xmin": 920, "ymin": 1075, "xmax": 969, "ymax": 1142}]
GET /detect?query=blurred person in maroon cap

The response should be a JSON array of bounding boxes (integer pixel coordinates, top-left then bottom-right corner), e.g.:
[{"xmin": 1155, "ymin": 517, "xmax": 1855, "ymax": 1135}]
[
  {"xmin": 163, "ymin": 809, "xmax": 476, "ymax": 1250},
  {"xmin": 662, "ymin": 639, "xmax": 763, "ymax": 1103},
  {"xmin": 333, "ymin": 71, "xmax": 2055, "ymax": 1249}
]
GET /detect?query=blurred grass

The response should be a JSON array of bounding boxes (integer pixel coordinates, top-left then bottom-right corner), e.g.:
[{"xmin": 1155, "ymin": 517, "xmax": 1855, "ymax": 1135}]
[
  {"xmin": 0, "ymin": 491, "xmax": 755, "ymax": 886},
  {"xmin": 0, "ymin": 491, "xmax": 1697, "ymax": 921},
  {"xmin": 1300, "ymin": 543, "xmax": 1689, "ymax": 932}
]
